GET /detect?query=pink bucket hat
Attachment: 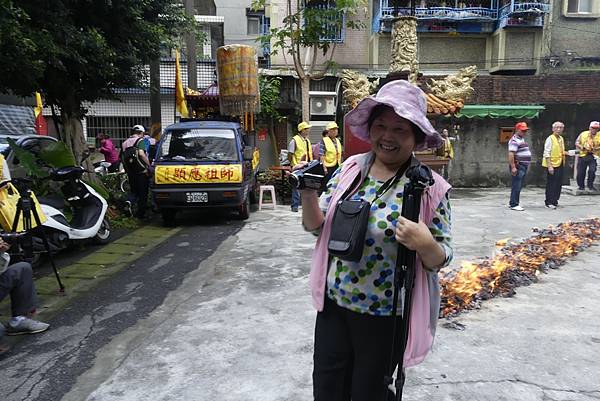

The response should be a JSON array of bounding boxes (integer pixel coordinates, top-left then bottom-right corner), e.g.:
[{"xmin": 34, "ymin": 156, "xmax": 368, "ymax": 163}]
[{"xmin": 344, "ymin": 80, "xmax": 442, "ymax": 150}]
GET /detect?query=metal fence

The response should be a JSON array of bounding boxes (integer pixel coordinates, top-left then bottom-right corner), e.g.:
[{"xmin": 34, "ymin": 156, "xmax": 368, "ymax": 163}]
[{"xmin": 84, "ymin": 58, "xmax": 217, "ymax": 147}]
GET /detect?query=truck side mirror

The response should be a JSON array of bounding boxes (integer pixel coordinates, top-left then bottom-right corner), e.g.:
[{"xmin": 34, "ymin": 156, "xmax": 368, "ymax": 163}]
[{"xmin": 243, "ymin": 146, "xmax": 254, "ymax": 161}]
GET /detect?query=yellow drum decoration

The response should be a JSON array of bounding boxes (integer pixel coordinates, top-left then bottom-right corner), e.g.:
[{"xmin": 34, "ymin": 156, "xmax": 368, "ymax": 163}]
[
  {"xmin": 154, "ymin": 164, "xmax": 243, "ymax": 185},
  {"xmin": 216, "ymin": 45, "xmax": 260, "ymax": 116}
]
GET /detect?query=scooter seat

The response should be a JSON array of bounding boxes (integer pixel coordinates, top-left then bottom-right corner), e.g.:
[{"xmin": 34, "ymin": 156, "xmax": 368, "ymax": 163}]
[
  {"xmin": 51, "ymin": 166, "xmax": 85, "ymax": 181},
  {"xmin": 38, "ymin": 195, "xmax": 66, "ymax": 210}
]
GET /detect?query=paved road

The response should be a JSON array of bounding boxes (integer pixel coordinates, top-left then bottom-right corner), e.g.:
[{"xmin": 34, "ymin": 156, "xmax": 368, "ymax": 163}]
[
  {"xmin": 0, "ymin": 211, "xmax": 243, "ymax": 401},
  {"xmin": 2, "ymin": 188, "xmax": 600, "ymax": 401},
  {"xmin": 60, "ymin": 188, "xmax": 599, "ymax": 401}
]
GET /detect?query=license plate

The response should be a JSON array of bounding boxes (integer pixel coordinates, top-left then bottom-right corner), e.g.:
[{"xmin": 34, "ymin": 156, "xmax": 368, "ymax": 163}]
[{"xmin": 186, "ymin": 192, "xmax": 208, "ymax": 203}]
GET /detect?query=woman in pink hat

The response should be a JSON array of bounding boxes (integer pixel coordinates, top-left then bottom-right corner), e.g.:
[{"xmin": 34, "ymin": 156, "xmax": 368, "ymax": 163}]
[{"xmin": 298, "ymin": 80, "xmax": 453, "ymax": 400}]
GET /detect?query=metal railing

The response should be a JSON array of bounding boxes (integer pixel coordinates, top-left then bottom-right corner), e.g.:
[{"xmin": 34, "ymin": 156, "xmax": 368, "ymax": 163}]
[
  {"xmin": 374, "ymin": 0, "xmax": 549, "ymax": 32},
  {"xmin": 499, "ymin": 1, "xmax": 550, "ymax": 17},
  {"xmin": 498, "ymin": 1, "xmax": 550, "ymax": 28}
]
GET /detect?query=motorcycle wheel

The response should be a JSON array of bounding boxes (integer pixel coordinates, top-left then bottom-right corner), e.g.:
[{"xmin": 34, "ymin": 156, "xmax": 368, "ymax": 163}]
[
  {"xmin": 93, "ymin": 217, "xmax": 112, "ymax": 244},
  {"xmin": 120, "ymin": 175, "xmax": 130, "ymax": 193}
]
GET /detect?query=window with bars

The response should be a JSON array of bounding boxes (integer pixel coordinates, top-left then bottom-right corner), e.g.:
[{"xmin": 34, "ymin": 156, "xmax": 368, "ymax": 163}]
[
  {"xmin": 86, "ymin": 116, "xmax": 152, "ymax": 148},
  {"xmin": 304, "ymin": 1, "xmax": 345, "ymax": 43}
]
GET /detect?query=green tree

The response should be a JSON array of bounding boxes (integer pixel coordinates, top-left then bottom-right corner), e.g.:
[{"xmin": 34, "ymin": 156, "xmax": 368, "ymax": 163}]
[
  {"xmin": 253, "ymin": 0, "xmax": 366, "ymax": 122},
  {"xmin": 258, "ymin": 76, "xmax": 283, "ymax": 164},
  {"xmin": 0, "ymin": 0, "xmax": 199, "ymax": 162}
]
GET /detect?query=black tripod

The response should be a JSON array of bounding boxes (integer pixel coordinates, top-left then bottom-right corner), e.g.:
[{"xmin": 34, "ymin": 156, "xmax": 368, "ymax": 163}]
[
  {"xmin": 9, "ymin": 180, "xmax": 65, "ymax": 293},
  {"xmin": 384, "ymin": 161, "xmax": 433, "ymax": 401}
]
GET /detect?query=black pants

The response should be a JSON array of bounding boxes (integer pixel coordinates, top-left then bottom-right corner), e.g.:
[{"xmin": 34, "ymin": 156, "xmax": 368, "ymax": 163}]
[
  {"xmin": 313, "ymin": 297, "xmax": 401, "ymax": 401},
  {"xmin": 319, "ymin": 164, "xmax": 338, "ymax": 195},
  {"xmin": 0, "ymin": 262, "xmax": 38, "ymax": 317},
  {"xmin": 129, "ymin": 173, "xmax": 149, "ymax": 218},
  {"xmin": 107, "ymin": 161, "xmax": 121, "ymax": 173},
  {"xmin": 545, "ymin": 165, "xmax": 563, "ymax": 206},
  {"xmin": 576, "ymin": 155, "xmax": 596, "ymax": 190}
]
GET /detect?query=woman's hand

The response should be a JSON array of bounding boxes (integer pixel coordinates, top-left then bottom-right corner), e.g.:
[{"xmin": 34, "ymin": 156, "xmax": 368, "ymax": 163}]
[
  {"xmin": 0, "ymin": 239, "xmax": 11, "ymax": 252},
  {"xmin": 394, "ymin": 216, "xmax": 434, "ymax": 252},
  {"xmin": 291, "ymin": 161, "xmax": 308, "ymax": 171},
  {"xmin": 395, "ymin": 216, "xmax": 446, "ymax": 269}
]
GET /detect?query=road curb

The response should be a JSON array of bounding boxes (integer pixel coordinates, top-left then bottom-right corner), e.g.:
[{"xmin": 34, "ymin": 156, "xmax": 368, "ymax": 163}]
[{"xmin": 1, "ymin": 224, "xmax": 183, "ymax": 323}]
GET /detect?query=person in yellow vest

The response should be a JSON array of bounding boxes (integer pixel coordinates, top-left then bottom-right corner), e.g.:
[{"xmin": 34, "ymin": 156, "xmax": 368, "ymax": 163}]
[
  {"xmin": 0, "ymin": 155, "xmax": 50, "ymax": 353},
  {"xmin": 438, "ymin": 128, "xmax": 458, "ymax": 179},
  {"xmin": 0, "ymin": 154, "xmax": 10, "ymax": 184},
  {"xmin": 287, "ymin": 121, "xmax": 313, "ymax": 212},
  {"xmin": 319, "ymin": 121, "xmax": 343, "ymax": 189},
  {"xmin": 575, "ymin": 120, "xmax": 600, "ymax": 191},
  {"xmin": 542, "ymin": 121, "xmax": 566, "ymax": 209}
]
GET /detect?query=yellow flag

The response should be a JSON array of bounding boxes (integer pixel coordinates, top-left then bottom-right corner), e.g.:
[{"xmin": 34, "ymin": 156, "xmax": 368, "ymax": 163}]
[
  {"xmin": 175, "ymin": 49, "xmax": 189, "ymax": 118},
  {"xmin": 34, "ymin": 92, "xmax": 43, "ymax": 118}
]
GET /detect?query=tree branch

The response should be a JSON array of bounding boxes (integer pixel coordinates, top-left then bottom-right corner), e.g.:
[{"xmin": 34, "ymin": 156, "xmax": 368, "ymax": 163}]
[{"xmin": 311, "ymin": 42, "xmax": 337, "ymax": 80}]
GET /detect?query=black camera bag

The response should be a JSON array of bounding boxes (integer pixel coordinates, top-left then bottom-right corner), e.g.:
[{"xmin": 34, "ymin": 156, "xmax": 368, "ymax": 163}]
[
  {"xmin": 327, "ymin": 158, "xmax": 411, "ymax": 262},
  {"xmin": 327, "ymin": 198, "xmax": 371, "ymax": 262}
]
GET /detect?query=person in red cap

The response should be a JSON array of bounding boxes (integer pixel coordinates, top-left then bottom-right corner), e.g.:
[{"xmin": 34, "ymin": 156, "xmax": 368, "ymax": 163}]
[
  {"xmin": 575, "ymin": 121, "xmax": 600, "ymax": 191},
  {"xmin": 507, "ymin": 122, "xmax": 532, "ymax": 211}
]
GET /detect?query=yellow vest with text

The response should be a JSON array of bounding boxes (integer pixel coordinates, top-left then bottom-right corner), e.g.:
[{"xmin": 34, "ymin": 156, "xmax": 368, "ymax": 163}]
[
  {"xmin": 542, "ymin": 134, "xmax": 565, "ymax": 168},
  {"xmin": 443, "ymin": 138, "xmax": 454, "ymax": 159},
  {"xmin": 322, "ymin": 136, "xmax": 342, "ymax": 167},
  {"xmin": 291, "ymin": 135, "xmax": 312, "ymax": 166},
  {"xmin": 578, "ymin": 131, "xmax": 600, "ymax": 157}
]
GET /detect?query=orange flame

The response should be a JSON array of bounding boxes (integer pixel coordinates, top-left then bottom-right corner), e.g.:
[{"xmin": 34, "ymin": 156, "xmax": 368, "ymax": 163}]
[{"xmin": 440, "ymin": 218, "xmax": 600, "ymax": 317}]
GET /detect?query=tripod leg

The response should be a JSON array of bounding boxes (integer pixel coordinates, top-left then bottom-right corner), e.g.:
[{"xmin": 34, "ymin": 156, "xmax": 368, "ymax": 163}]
[
  {"xmin": 30, "ymin": 207, "xmax": 65, "ymax": 293},
  {"xmin": 10, "ymin": 203, "xmax": 23, "ymax": 233}
]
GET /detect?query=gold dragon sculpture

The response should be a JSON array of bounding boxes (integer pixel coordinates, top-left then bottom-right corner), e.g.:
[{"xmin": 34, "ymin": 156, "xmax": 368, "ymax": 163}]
[
  {"xmin": 340, "ymin": 69, "xmax": 379, "ymax": 109},
  {"xmin": 427, "ymin": 65, "xmax": 478, "ymax": 101}
]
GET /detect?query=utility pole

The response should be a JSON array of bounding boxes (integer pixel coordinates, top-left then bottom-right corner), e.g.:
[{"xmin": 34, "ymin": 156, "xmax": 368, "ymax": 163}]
[
  {"xmin": 149, "ymin": 58, "xmax": 162, "ymax": 139},
  {"xmin": 185, "ymin": 0, "xmax": 198, "ymax": 90}
]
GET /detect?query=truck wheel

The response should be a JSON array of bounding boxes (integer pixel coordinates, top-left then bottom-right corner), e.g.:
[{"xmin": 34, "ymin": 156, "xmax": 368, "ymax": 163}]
[
  {"xmin": 249, "ymin": 178, "xmax": 259, "ymax": 205},
  {"xmin": 161, "ymin": 209, "xmax": 177, "ymax": 226},
  {"xmin": 238, "ymin": 196, "xmax": 250, "ymax": 220},
  {"xmin": 93, "ymin": 217, "xmax": 112, "ymax": 244}
]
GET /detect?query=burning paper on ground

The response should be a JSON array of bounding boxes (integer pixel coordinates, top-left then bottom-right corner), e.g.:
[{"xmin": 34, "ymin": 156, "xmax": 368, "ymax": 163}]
[{"xmin": 440, "ymin": 218, "xmax": 600, "ymax": 318}]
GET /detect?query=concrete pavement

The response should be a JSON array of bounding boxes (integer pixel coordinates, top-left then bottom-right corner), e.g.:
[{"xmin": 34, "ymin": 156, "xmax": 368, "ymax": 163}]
[{"xmin": 61, "ymin": 187, "xmax": 600, "ymax": 401}]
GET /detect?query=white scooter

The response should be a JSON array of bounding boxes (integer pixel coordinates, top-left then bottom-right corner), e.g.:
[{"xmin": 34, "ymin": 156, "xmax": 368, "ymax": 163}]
[{"xmin": 35, "ymin": 166, "xmax": 111, "ymax": 256}]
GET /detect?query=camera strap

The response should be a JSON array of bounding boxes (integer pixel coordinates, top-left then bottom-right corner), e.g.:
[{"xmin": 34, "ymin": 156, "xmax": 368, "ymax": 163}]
[{"xmin": 337, "ymin": 157, "xmax": 412, "ymax": 203}]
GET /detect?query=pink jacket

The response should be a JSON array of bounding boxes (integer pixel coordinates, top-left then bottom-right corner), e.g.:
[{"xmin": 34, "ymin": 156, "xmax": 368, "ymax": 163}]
[
  {"xmin": 99, "ymin": 138, "xmax": 119, "ymax": 163},
  {"xmin": 309, "ymin": 152, "xmax": 451, "ymax": 367}
]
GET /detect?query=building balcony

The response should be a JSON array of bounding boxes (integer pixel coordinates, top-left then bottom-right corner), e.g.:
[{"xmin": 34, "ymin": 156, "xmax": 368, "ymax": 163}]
[
  {"xmin": 373, "ymin": 0, "xmax": 550, "ymax": 33},
  {"xmin": 374, "ymin": 0, "xmax": 499, "ymax": 33},
  {"xmin": 498, "ymin": 1, "xmax": 550, "ymax": 28}
]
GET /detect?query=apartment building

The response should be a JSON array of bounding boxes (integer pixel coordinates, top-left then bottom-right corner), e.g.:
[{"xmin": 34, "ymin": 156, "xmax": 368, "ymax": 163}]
[{"xmin": 263, "ymin": 0, "xmax": 599, "ymax": 185}]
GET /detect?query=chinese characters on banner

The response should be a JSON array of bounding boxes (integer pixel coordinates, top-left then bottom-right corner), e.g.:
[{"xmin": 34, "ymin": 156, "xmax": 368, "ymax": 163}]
[
  {"xmin": 257, "ymin": 128, "xmax": 268, "ymax": 141},
  {"xmin": 155, "ymin": 165, "xmax": 243, "ymax": 184}
]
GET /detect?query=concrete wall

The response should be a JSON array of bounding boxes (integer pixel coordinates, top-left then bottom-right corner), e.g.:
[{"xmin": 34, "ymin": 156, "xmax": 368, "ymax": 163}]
[
  {"xmin": 419, "ymin": 35, "xmax": 488, "ymax": 71},
  {"xmin": 439, "ymin": 103, "xmax": 600, "ymax": 187},
  {"xmin": 215, "ymin": 0, "xmax": 263, "ymax": 53},
  {"xmin": 541, "ymin": 0, "xmax": 600, "ymax": 73}
]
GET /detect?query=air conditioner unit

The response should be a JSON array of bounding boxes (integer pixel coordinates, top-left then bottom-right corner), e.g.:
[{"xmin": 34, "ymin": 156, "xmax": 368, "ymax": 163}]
[{"xmin": 309, "ymin": 93, "xmax": 336, "ymax": 116}]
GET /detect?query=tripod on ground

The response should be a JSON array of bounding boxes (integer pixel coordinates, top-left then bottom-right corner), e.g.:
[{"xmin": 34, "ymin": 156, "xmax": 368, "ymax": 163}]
[
  {"xmin": 9, "ymin": 179, "xmax": 65, "ymax": 293},
  {"xmin": 384, "ymin": 160, "xmax": 433, "ymax": 401}
]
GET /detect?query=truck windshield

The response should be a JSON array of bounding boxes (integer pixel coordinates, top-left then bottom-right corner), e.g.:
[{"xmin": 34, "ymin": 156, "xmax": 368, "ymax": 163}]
[{"xmin": 158, "ymin": 128, "xmax": 238, "ymax": 162}]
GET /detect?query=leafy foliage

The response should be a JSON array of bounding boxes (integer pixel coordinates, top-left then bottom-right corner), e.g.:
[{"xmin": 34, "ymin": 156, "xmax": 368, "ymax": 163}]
[
  {"xmin": 0, "ymin": 1, "xmax": 201, "ymax": 118},
  {"xmin": 252, "ymin": 0, "xmax": 366, "ymax": 58},
  {"xmin": 39, "ymin": 141, "xmax": 77, "ymax": 168},
  {"xmin": 7, "ymin": 138, "xmax": 48, "ymax": 179},
  {"xmin": 259, "ymin": 76, "xmax": 283, "ymax": 121}
]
